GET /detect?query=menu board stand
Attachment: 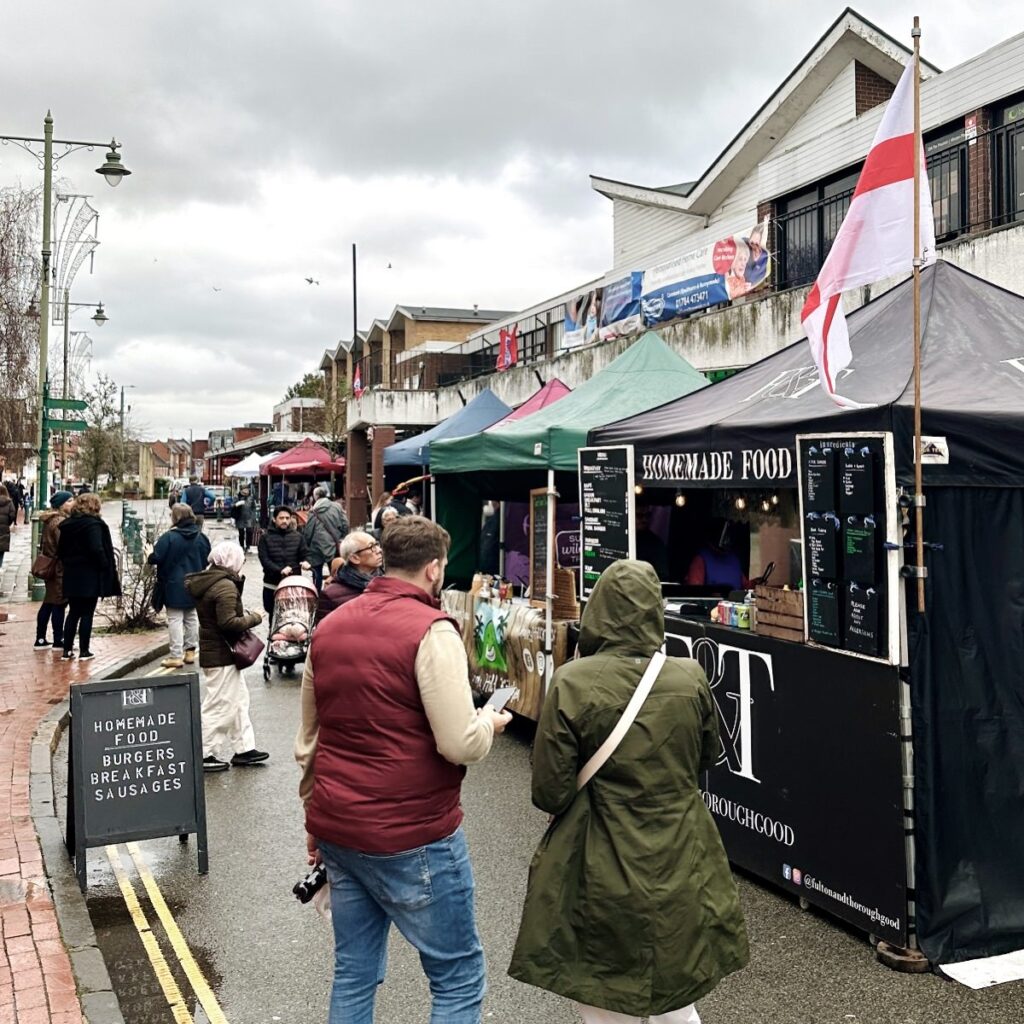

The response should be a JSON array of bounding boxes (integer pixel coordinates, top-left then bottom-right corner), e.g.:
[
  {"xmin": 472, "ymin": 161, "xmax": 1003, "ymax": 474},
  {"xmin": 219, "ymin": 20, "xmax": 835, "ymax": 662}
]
[
  {"xmin": 529, "ymin": 487, "xmax": 555, "ymax": 607},
  {"xmin": 578, "ymin": 446, "xmax": 637, "ymax": 600},
  {"xmin": 67, "ymin": 673, "xmax": 208, "ymax": 892}
]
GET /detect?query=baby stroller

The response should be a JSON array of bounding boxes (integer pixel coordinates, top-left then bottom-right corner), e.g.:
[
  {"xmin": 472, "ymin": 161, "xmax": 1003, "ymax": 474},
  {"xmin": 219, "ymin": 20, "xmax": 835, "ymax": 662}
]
[{"xmin": 263, "ymin": 575, "xmax": 318, "ymax": 680}]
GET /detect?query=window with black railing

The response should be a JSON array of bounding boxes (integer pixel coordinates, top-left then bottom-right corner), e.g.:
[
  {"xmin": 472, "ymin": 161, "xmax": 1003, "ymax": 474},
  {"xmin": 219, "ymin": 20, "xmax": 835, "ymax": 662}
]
[{"xmin": 992, "ymin": 100, "xmax": 1024, "ymax": 229}]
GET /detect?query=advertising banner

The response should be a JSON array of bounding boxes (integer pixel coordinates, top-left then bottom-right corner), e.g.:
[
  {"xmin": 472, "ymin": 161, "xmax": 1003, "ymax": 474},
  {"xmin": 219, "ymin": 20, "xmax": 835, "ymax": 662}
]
[
  {"xmin": 599, "ymin": 272, "xmax": 644, "ymax": 341},
  {"xmin": 562, "ymin": 288, "xmax": 602, "ymax": 351},
  {"xmin": 665, "ymin": 615, "xmax": 907, "ymax": 944},
  {"xmin": 641, "ymin": 218, "xmax": 770, "ymax": 326}
]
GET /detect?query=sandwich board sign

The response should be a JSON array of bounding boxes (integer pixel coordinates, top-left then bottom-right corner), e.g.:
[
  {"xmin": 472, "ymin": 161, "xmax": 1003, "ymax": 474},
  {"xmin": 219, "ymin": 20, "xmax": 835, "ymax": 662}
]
[{"xmin": 66, "ymin": 673, "xmax": 208, "ymax": 891}]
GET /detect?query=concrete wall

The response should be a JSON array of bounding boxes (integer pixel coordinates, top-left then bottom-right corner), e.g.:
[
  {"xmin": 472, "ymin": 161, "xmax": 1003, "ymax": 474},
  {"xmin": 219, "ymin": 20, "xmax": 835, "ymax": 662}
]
[{"xmin": 348, "ymin": 222, "xmax": 1024, "ymax": 430}]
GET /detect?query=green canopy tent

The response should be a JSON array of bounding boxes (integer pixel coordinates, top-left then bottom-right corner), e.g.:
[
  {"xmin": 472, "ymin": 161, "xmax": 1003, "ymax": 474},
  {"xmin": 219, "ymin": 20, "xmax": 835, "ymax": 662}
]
[{"xmin": 431, "ymin": 332, "xmax": 709, "ymax": 677}]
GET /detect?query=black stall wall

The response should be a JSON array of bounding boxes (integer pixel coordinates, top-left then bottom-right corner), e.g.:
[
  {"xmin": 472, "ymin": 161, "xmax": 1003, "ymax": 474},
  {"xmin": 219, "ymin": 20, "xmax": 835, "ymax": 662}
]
[{"xmin": 910, "ymin": 487, "xmax": 1024, "ymax": 963}]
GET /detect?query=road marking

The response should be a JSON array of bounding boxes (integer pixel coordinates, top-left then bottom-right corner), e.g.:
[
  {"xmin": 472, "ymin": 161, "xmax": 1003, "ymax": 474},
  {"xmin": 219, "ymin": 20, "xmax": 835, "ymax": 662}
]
[
  {"xmin": 105, "ymin": 845, "xmax": 194, "ymax": 1024},
  {"xmin": 127, "ymin": 841, "xmax": 230, "ymax": 1024}
]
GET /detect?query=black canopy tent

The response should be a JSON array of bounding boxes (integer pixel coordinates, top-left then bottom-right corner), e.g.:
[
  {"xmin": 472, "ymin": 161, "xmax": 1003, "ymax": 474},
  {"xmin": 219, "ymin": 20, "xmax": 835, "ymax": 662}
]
[{"xmin": 592, "ymin": 262, "xmax": 1024, "ymax": 963}]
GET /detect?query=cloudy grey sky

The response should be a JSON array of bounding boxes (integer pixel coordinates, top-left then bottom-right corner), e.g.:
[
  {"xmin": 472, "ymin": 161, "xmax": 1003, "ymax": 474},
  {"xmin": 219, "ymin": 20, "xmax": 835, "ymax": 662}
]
[{"xmin": 2, "ymin": 1, "xmax": 1017, "ymax": 438}]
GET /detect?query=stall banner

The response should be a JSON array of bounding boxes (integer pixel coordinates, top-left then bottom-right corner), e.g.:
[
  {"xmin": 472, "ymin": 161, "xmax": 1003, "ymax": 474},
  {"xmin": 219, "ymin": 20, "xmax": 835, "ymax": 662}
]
[
  {"xmin": 641, "ymin": 218, "xmax": 770, "ymax": 326},
  {"xmin": 562, "ymin": 288, "xmax": 602, "ymax": 350},
  {"xmin": 665, "ymin": 616, "xmax": 907, "ymax": 945},
  {"xmin": 598, "ymin": 272, "xmax": 644, "ymax": 341},
  {"xmin": 474, "ymin": 598, "xmax": 510, "ymax": 673}
]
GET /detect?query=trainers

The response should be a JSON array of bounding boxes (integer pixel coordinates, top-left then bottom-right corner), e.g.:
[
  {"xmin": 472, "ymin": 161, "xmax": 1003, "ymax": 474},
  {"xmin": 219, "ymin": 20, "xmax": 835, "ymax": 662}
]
[
  {"xmin": 230, "ymin": 749, "xmax": 270, "ymax": 766},
  {"xmin": 183, "ymin": 650, "xmax": 196, "ymax": 665},
  {"xmin": 79, "ymin": 651, "xmax": 95, "ymax": 661},
  {"xmin": 34, "ymin": 638, "xmax": 50, "ymax": 651},
  {"xmin": 52, "ymin": 641, "xmax": 64, "ymax": 650},
  {"xmin": 162, "ymin": 657, "xmax": 185, "ymax": 669},
  {"xmin": 61, "ymin": 650, "xmax": 75, "ymax": 661},
  {"xmin": 203, "ymin": 756, "xmax": 230, "ymax": 773}
]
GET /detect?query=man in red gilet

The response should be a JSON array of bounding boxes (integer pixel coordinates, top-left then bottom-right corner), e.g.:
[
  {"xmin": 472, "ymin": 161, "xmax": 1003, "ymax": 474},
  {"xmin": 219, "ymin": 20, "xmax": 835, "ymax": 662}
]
[{"xmin": 295, "ymin": 516, "xmax": 512, "ymax": 1023}]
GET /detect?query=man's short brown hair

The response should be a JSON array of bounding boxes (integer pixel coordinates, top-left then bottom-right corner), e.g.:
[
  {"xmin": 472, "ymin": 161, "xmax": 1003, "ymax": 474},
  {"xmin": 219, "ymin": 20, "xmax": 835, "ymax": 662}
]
[{"xmin": 382, "ymin": 517, "xmax": 450, "ymax": 573}]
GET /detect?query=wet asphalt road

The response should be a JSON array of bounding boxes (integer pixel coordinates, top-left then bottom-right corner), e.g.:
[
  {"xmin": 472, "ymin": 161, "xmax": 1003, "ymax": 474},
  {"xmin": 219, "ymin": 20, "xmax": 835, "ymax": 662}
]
[{"xmin": 54, "ymin": 526, "xmax": 1024, "ymax": 1023}]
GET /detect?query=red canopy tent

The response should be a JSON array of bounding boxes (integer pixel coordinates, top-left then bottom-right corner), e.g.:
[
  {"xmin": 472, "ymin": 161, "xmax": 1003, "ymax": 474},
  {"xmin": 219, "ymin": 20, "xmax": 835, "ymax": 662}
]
[
  {"xmin": 260, "ymin": 438, "xmax": 345, "ymax": 475},
  {"xmin": 490, "ymin": 378, "xmax": 571, "ymax": 428}
]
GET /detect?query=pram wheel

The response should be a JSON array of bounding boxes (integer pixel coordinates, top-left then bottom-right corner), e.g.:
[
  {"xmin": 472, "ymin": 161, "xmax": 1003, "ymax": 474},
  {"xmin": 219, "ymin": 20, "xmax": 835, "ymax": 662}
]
[{"xmin": 263, "ymin": 659, "xmax": 270, "ymax": 682}]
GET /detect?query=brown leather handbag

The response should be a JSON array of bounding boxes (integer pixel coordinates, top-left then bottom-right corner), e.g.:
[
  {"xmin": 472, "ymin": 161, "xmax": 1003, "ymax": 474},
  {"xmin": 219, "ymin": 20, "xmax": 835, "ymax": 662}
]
[
  {"xmin": 229, "ymin": 629, "xmax": 265, "ymax": 670},
  {"xmin": 30, "ymin": 553, "xmax": 57, "ymax": 581}
]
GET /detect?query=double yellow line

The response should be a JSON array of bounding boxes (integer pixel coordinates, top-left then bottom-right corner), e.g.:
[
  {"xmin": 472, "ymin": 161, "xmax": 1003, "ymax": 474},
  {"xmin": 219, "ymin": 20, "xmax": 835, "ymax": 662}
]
[{"xmin": 106, "ymin": 842, "xmax": 229, "ymax": 1024}]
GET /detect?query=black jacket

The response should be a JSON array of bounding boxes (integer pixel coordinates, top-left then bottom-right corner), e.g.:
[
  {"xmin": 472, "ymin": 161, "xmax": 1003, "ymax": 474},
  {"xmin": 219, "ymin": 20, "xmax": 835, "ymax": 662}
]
[
  {"xmin": 183, "ymin": 483, "xmax": 206, "ymax": 516},
  {"xmin": 258, "ymin": 525, "xmax": 308, "ymax": 586},
  {"xmin": 0, "ymin": 495, "xmax": 14, "ymax": 553},
  {"xmin": 57, "ymin": 512, "xmax": 121, "ymax": 600},
  {"xmin": 148, "ymin": 521, "xmax": 212, "ymax": 608}
]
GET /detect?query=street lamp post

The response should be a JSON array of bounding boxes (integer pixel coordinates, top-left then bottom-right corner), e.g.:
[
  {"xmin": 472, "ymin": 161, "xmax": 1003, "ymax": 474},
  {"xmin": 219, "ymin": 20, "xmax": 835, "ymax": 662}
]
[
  {"xmin": 0, "ymin": 111, "xmax": 129, "ymax": 564},
  {"xmin": 120, "ymin": 384, "xmax": 137, "ymax": 494}
]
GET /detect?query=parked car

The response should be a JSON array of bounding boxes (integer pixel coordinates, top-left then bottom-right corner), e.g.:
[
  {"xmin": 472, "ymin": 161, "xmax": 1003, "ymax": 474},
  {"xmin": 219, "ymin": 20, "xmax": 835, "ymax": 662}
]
[{"xmin": 203, "ymin": 485, "xmax": 233, "ymax": 515}]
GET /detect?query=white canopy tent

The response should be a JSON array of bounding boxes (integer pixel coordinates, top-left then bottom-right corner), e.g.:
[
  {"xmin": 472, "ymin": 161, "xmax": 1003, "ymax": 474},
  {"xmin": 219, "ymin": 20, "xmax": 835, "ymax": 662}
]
[{"xmin": 224, "ymin": 450, "xmax": 282, "ymax": 479}]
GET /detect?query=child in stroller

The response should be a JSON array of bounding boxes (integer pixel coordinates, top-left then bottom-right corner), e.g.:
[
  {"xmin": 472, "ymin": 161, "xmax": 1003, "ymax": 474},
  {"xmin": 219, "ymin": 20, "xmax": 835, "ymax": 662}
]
[{"xmin": 264, "ymin": 574, "xmax": 318, "ymax": 679}]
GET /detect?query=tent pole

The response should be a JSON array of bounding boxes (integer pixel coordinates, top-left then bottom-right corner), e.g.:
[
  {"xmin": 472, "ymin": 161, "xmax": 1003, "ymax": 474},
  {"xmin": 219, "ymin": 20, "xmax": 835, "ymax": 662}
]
[
  {"xmin": 912, "ymin": 16, "xmax": 926, "ymax": 614},
  {"xmin": 498, "ymin": 500, "xmax": 506, "ymax": 578},
  {"xmin": 545, "ymin": 468, "xmax": 555, "ymax": 688},
  {"xmin": 430, "ymin": 476, "xmax": 437, "ymax": 524}
]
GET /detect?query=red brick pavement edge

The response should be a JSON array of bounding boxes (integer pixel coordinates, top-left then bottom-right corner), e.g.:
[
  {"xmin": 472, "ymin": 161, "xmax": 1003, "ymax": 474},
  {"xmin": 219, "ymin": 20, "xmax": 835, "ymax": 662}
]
[{"xmin": 1, "ymin": 516, "xmax": 167, "ymax": 1023}]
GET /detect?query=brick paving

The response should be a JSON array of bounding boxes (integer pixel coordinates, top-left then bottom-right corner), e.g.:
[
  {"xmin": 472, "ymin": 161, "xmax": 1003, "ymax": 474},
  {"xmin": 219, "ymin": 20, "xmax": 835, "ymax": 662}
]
[{"xmin": 0, "ymin": 505, "xmax": 165, "ymax": 1022}]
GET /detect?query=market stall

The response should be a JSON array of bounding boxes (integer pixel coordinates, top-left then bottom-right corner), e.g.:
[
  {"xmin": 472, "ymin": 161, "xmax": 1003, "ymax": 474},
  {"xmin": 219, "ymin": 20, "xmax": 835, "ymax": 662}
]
[
  {"xmin": 589, "ymin": 262, "xmax": 1024, "ymax": 964},
  {"xmin": 259, "ymin": 439, "xmax": 346, "ymax": 522},
  {"xmin": 430, "ymin": 331, "xmax": 709, "ymax": 714}
]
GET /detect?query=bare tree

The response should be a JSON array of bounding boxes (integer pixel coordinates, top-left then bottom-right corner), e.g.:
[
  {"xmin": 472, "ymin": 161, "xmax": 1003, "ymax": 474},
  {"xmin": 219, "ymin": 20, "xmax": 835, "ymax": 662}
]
[
  {"xmin": 0, "ymin": 187, "xmax": 42, "ymax": 473},
  {"xmin": 79, "ymin": 372, "xmax": 120, "ymax": 488},
  {"xmin": 317, "ymin": 374, "xmax": 348, "ymax": 459}
]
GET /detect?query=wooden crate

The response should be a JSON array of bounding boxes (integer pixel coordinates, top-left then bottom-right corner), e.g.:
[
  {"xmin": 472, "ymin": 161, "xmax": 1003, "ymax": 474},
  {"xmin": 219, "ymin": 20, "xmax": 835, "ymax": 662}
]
[{"xmin": 754, "ymin": 585, "xmax": 804, "ymax": 641}]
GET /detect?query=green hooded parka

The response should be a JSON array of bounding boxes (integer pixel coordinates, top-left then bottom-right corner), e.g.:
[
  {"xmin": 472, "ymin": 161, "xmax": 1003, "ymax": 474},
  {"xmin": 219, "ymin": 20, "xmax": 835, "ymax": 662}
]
[{"xmin": 508, "ymin": 560, "xmax": 748, "ymax": 1016}]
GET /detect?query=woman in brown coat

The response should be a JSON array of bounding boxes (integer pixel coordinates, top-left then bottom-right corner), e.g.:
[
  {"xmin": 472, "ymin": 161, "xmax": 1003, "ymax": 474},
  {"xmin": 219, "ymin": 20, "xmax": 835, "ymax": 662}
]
[
  {"xmin": 34, "ymin": 490, "xmax": 75, "ymax": 650},
  {"xmin": 0, "ymin": 483, "xmax": 15, "ymax": 574},
  {"xmin": 185, "ymin": 541, "xmax": 266, "ymax": 773}
]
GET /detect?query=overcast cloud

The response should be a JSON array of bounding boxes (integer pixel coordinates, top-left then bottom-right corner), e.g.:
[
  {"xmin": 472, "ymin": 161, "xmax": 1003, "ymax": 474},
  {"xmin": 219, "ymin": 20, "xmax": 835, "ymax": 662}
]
[{"xmin": 1, "ymin": 1, "xmax": 1018, "ymax": 437}]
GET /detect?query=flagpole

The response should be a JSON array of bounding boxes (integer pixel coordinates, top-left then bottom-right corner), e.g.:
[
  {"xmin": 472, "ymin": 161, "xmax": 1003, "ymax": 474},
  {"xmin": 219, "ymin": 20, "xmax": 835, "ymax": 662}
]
[{"xmin": 912, "ymin": 16, "xmax": 926, "ymax": 613}]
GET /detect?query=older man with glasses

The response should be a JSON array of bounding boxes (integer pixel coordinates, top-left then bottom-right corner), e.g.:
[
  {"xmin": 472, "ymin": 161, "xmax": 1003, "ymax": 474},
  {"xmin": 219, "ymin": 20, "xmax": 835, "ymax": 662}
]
[{"xmin": 315, "ymin": 530, "xmax": 383, "ymax": 624}]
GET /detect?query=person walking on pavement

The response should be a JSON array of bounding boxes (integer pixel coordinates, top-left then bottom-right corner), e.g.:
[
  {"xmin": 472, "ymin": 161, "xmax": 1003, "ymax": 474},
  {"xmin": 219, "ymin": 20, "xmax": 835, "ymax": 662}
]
[
  {"xmin": 301, "ymin": 486, "xmax": 349, "ymax": 593},
  {"xmin": 508, "ymin": 560, "xmax": 748, "ymax": 1024},
  {"xmin": 56, "ymin": 492, "xmax": 121, "ymax": 661},
  {"xmin": 258, "ymin": 505, "xmax": 309, "ymax": 615},
  {"xmin": 0, "ymin": 484, "xmax": 16, "ymax": 575},
  {"xmin": 232, "ymin": 487, "xmax": 258, "ymax": 551},
  {"xmin": 185, "ymin": 540, "xmax": 267, "ymax": 773},
  {"xmin": 183, "ymin": 475, "xmax": 207, "ymax": 529},
  {"xmin": 33, "ymin": 490, "xmax": 75, "ymax": 650},
  {"xmin": 149, "ymin": 504, "xmax": 211, "ymax": 669},
  {"xmin": 5, "ymin": 479, "xmax": 23, "ymax": 528},
  {"xmin": 295, "ymin": 516, "xmax": 513, "ymax": 1024},
  {"xmin": 314, "ymin": 531, "xmax": 382, "ymax": 625}
]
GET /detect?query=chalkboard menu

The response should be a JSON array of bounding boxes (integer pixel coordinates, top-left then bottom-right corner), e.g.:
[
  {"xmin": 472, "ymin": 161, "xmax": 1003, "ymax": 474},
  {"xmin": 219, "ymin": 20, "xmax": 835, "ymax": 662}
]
[
  {"xmin": 797, "ymin": 434, "xmax": 896, "ymax": 662},
  {"xmin": 529, "ymin": 487, "xmax": 554, "ymax": 603},
  {"xmin": 578, "ymin": 446, "xmax": 636, "ymax": 600},
  {"xmin": 67, "ymin": 674, "xmax": 208, "ymax": 892}
]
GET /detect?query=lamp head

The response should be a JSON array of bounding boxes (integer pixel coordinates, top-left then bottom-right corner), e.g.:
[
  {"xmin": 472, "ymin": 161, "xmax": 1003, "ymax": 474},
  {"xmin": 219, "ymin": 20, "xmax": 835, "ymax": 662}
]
[
  {"xmin": 96, "ymin": 140, "xmax": 131, "ymax": 187},
  {"xmin": 92, "ymin": 303, "xmax": 108, "ymax": 326}
]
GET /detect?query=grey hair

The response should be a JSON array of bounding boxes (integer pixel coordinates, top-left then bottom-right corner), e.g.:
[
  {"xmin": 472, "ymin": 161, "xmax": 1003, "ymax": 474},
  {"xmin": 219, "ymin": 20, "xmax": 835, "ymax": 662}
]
[
  {"xmin": 339, "ymin": 531, "xmax": 373, "ymax": 562},
  {"xmin": 171, "ymin": 503, "xmax": 195, "ymax": 525},
  {"xmin": 313, "ymin": 486, "xmax": 328, "ymax": 500}
]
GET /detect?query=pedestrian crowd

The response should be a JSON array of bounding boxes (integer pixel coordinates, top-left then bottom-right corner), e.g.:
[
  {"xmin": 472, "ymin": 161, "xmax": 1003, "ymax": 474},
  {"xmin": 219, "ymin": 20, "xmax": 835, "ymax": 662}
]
[{"xmin": 11, "ymin": 476, "xmax": 748, "ymax": 1023}]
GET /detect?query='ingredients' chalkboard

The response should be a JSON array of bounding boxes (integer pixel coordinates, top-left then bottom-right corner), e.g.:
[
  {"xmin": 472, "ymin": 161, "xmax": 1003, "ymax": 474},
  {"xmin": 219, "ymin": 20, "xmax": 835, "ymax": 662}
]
[
  {"xmin": 840, "ymin": 447, "xmax": 875, "ymax": 514},
  {"xmin": 67, "ymin": 673, "xmax": 208, "ymax": 891},
  {"xmin": 803, "ymin": 447, "xmax": 836, "ymax": 512},
  {"xmin": 808, "ymin": 579, "xmax": 840, "ymax": 646},
  {"xmin": 845, "ymin": 584, "xmax": 881, "ymax": 656},
  {"xmin": 805, "ymin": 513, "xmax": 840, "ymax": 579},
  {"xmin": 578, "ymin": 446, "xmax": 636, "ymax": 600}
]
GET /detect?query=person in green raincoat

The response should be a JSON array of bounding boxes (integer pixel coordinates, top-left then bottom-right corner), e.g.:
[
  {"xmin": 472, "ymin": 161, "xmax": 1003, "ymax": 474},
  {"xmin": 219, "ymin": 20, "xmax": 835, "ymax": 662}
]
[{"xmin": 508, "ymin": 559, "xmax": 748, "ymax": 1024}]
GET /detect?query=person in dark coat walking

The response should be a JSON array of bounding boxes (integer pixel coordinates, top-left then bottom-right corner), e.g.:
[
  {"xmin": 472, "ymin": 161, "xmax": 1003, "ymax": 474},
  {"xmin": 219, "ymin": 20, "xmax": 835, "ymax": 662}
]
[
  {"xmin": 56, "ymin": 492, "xmax": 121, "ymax": 661},
  {"xmin": 0, "ymin": 483, "xmax": 16, "ymax": 573},
  {"xmin": 231, "ymin": 487, "xmax": 258, "ymax": 551},
  {"xmin": 301, "ymin": 486, "xmax": 349, "ymax": 593},
  {"xmin": 315, "ymin": 531, "xmax": 382, "ymax": 624},
  {"xmin": 509, "ymin": 560, "xmax": 748, "ymax": 1024},
  {"xmin": 183, "ymin": 475, "xmax": 207, "ymax": 528},
  {"xmin": 185, "ymin": 541, "xmax": 266, "ymax": 772},
  {"xmin": 6, "ymin": 479, "xmax": 24, "ymax": 526},
  {"xmin": 257, "ymin": 506, "xmax": 308, "ymax": 614},
  {"xmin": 149, "ymin": 504, "xmax": 212, "ymax": 669},
  {"xmin": 34, "ymin": 490, "xmax": 75, "ymax": 649}
]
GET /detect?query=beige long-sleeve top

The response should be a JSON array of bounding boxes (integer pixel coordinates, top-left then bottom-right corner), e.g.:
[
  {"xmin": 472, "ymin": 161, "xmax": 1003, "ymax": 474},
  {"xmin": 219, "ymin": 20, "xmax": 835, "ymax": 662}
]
[{"xmin": 295, "ymin": 619, "xmax": 495, "ymax": 806}]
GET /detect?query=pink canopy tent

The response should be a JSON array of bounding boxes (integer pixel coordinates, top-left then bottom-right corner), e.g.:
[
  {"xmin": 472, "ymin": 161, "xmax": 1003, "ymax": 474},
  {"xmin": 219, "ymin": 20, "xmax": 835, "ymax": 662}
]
[
  {"xmin": 490, "ymin": 378, "xmax": 571, "ymax": 428},
  {"xmin": 260, "ymin": 438, "xmax": 345, "ymax": 475}
]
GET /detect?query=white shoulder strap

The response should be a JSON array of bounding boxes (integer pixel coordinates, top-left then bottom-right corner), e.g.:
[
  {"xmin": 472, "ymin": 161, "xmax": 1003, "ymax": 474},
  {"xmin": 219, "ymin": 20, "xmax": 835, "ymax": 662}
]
[{"xmin": 576, "ymin": 650, "xmax": 666, "ymax": 791}]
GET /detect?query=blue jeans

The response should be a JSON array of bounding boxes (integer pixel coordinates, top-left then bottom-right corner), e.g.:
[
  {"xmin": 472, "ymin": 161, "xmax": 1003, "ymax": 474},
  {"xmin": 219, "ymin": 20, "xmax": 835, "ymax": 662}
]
[{"xmin": 319, "ymin": 827, "xmax": 486, "ymax": 1024}]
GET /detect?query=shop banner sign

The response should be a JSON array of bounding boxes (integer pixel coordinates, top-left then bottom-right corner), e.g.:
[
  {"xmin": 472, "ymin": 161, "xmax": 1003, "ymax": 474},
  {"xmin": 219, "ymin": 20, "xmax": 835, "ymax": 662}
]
[
  {"xmin": 563, "ymin": 287, "xmax": 602, "ymax": 350},
  {"xmin": 598, "ymin": 272, "xmax": 644, "ymax": 341},
  {"xmin": 665, "ymin": 616, "xmax": 907, "ymax": 945},
  {"xmin": 641, "ymin": 219, "xmax": 770, "ymax": 325}
]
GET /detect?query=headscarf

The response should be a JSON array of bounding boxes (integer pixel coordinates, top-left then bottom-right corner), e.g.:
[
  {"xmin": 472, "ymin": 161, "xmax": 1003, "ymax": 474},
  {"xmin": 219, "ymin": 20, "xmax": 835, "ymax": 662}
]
[{"xmin": 208, "ymin": 540, "xmax": 245, "ymax": 575}]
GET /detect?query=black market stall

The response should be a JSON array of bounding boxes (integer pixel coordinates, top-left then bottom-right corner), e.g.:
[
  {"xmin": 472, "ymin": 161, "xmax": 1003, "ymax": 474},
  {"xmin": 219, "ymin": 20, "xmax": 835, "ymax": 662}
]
[
  {"xmin": 590, "ymin": 262, "xmax": 1024, "ymax": 964},
  {"xmin": 430, "ymin": 333, "xmax": 710, "ymax": 716}
]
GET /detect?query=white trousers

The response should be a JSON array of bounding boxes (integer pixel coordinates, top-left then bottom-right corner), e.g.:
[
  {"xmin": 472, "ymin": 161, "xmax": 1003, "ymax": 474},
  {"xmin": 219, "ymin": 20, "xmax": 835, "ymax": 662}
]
[
  {"xmin": 577, "ymin": 1002, "xmax": 701, "ymax": 1024},
  {"xmin": 200, "ymin": 665, "xmax": 256, "ymax": 759},
  {"xmin": 166, "ymin": 607, "xmax": 199, "ymax": 659}
]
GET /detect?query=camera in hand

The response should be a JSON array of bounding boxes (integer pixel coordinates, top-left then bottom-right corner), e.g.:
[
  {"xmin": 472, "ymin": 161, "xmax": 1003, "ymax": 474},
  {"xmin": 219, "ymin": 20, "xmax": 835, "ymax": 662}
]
[{"xmin": 293, "ymin": 863, "xmax": 327, "ymax": 904}]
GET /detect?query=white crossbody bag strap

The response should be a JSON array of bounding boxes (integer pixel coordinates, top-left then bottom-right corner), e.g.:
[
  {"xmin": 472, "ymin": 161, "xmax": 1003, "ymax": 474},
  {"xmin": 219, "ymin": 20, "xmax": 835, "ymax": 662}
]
[{"xmin": 576, "ymin": 650, "xmax": 666, "ymax": 791}]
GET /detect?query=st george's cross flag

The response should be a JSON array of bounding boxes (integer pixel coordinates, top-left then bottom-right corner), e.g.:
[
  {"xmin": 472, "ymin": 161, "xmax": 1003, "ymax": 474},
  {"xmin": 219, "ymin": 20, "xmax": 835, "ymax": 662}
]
[
  {"xmin": 800, "ymin": 61, "xmax": 936, "ymax": 406},
  {"xmin": 353, "ymin": 364, "xmax": 364, "ymax": 398},
  {"xmin": 496, "ymin": 323, "xmax": 519, "ymax": 371}
]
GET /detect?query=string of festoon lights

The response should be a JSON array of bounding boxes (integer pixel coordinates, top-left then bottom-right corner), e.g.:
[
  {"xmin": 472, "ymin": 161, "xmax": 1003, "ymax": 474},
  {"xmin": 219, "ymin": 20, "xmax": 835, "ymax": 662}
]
[{"xmin": 633, "ymin": 487, "xmax": 782, "ymax": 514}]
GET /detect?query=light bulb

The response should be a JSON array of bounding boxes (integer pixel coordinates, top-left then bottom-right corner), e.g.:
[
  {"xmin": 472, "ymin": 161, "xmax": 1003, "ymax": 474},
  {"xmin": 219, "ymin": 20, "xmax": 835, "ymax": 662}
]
[
  {"xmin": 674, "ymin": 492, "xmax": 686, "ymax": 507},
  {"xmin": 770, "ymin": 493, "xmax": 780, "ymax": 506},
  {"xmin": 634, "ymin": 484, "xmax": 644, "ymax": 496},
  {"xmin": 735, "ymin": 496, "xmax": 747, "ymax": 511}
]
